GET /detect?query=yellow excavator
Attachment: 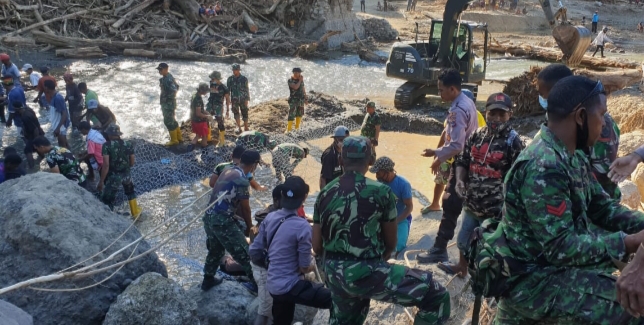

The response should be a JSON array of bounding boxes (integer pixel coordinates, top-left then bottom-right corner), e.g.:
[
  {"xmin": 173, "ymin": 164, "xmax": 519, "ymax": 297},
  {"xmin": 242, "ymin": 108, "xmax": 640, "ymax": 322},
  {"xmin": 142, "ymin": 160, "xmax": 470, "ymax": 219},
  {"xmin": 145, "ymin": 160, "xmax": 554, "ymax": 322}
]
[{"xmin": 386, "ymin": 0, "xmax": 592, "ymax": 109}]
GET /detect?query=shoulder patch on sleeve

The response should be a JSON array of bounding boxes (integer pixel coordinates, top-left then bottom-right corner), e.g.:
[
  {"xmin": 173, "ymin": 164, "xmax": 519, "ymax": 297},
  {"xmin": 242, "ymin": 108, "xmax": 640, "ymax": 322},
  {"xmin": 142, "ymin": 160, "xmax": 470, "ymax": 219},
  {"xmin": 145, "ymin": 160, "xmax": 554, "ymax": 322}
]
[{"xmin": 546, "ymin": 201, "xmax": 566, "ymax": 217}]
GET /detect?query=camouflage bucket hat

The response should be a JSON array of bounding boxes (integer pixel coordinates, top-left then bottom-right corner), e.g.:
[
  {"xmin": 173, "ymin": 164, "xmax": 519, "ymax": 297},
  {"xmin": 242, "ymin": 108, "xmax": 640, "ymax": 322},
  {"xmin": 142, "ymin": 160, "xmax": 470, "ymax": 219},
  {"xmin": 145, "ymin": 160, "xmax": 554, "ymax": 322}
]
[
  {"xmin": 369, "ymin": 156, "xmax": 395, "ymax": 174},
  {"xmin": 366, "ymin": 101, "xmax": 376, "ymax": 108},
  {"xmin": 342, "ymin": 136, "xmax": 370, "ymax": 159},
  {"xmin": 197, "ymin": 82, "xmax": 209, "ymax": 92},
  {"xmin": 209, "ymin": 71, "xmax": 222, "ymax": 80},
  {"xmin": 104, "ymin": 124, "xmax": 122, "ymax": 136},
  {"xmin": 232, "ymin": 63, "xmax": 241, "ymax": 70}
]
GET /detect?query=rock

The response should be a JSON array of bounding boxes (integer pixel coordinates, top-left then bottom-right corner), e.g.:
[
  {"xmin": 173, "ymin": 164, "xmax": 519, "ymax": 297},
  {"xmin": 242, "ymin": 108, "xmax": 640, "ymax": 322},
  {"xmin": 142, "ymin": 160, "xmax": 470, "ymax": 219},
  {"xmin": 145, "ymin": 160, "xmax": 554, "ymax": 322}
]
[
  {"xmin": 605, "ymin": 42, "xmax": 616, "ymax": 49},
  {"xmin": 189, "ymin": 280, "xmax": 255, "ymax": 325},
  {"xmin": 619, "ymin": 180, "xmax": 641, "ymax": 209},
  {"xmin": 361, "ymin": 18, "xmax": 399, "ymax": 41},
  {"xmin": 0, "ymin": 300, "xmax": 33, "ymax": 325},
  {"xmin": 617, "ymin": 131, "xmax": 644, "ymax": 158},
  {"xmin": 104, "ymin": 272, "xmax": 199, "ymax": 325},
  {"xmin": 631, "ymin": 164, "xmax": 644, "ymax": 204},
  {"xmin": 245, "ymin": 297, "xmax": 319, "ymax": 325},
  {"xmin": 298, "ymin": 0, "xmax": 365, "ymax": 49},
  {"xmin": 0, "ymin": 173, "xmax": 167, "ymax": 325}
]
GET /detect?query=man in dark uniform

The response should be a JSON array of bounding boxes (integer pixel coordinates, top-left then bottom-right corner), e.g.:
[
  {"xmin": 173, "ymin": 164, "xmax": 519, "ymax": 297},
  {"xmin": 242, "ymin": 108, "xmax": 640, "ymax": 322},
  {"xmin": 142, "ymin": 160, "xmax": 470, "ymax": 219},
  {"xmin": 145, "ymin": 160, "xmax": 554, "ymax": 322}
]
[
  {"xmin": 286, "ymin": 67, "xmax": 306, "ymax": 132},
  {"xmin": 157, "ymin": 62, "xmax": 181, "ymax": 146},
  {"xmin": 227, "ymin": 64, "xmax": 250, "ymax": 134},
  {"xmin": 208, "ymin": 71, "xmax": 231, "ymax": 147},
  {"xmin": 319, "ymin": 125, "xmax": 349, "ymax": 189}
]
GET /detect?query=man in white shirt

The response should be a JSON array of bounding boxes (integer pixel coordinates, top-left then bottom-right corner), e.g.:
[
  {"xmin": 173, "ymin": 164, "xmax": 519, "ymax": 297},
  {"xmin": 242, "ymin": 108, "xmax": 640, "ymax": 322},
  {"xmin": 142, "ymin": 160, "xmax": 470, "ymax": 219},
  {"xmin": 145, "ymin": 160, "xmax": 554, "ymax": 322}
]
[
  {"xmin": 592, "ymin": 27, "xmax": 613, "ymax": 58},
  {"xmin": 22, "ymin": 64, "xmax": 41, "ymax": 91}
]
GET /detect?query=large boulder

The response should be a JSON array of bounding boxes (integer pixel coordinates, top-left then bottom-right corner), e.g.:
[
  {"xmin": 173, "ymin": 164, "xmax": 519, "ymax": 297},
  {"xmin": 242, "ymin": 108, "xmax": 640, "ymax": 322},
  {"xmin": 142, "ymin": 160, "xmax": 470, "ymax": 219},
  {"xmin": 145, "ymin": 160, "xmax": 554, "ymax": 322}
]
[
  {"xmin": 188, "ymin": 280, "xmax": 255, "ymax": 325},
  {"xmin": 0, "ymin": 300, "xmax": 33, "ymax": 325},
  {"xmin": 244, "ymin": 297, "xmax": 319, "ymax": 325},
  {"xmin": 619, "ymin": 180, "xmax": 641, "ymax": 209},
  {"xmin": 0, "ymin": 173, "xmax": 167, "ymax": 325},
  {"xmin": 104, "ymin": 272, "xmax": 199, "ymax": 325},
  {"xmin": 362, "ymin": 18, "xmax": 399, "ymax": 41}
]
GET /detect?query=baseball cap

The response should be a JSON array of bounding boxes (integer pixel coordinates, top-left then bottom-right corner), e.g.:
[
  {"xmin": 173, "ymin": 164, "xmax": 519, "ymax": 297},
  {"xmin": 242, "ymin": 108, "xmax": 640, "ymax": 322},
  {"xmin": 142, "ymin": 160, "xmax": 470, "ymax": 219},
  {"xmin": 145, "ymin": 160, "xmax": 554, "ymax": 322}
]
[
  {"xmin": 280, "ymin": 176, "xmax": 309, "ymax": 210},
  {"xmin": 22, "ymin": 64, "xmax": 33, "ymax": 71},
  {"xmin": 198, "ymin": 82, "xmax": 209, "ymax": 92},
  {"xmin": 342, "ymin": 136, "xmax": 370, "ymax": 159},
  {"xmin": 104, "ymin": 124, "xmax": 122, "ymax": 136},
  {"xmin": 209, "ymin": 71, "xmax": 222, "ymax": 79},
  {"xmin": 240, "ymin": 150, "xmax": 261, "ymax": 165},
  {"xmin": 87, "ymin": 99, "xmax": 99, "ymax": 110},
  {"xmin": 485, "ymin": 93, "xmax": 512, "ymax": 111},
  {"xmin": 369, "ymin": 156, "xmax": 395, "ymax": 174},
  {"xmin": 40, "ymin": 66, "xmax": 50, "ymax": 73},
  {"xmin": 292, "ymin": 67, "xmax": 302, "ymax": 73},
  {"xmin": 331, "ymin": 125, "xmax": 350, "ymax": 138},
  {"xmin": 366, "ymin": 102, "xmax": 376, "ymax": 108},
  {"xmin": 232, "ymin": 145, "xmax": 246, "ymax": 159},
  {"xmin": 232, "ymin": 63, "xmax": 241, "ymax": 70},
  {"xmin": 272, "ymin": 184, "xmax": 285, "ymax": 201},
  {"xmin": 156, "ymin": 63, "xmax": 169, "ymax": 70},
  {"xmin": 0, "ymin": 53, "xmax": 9, "ymax": 62}
]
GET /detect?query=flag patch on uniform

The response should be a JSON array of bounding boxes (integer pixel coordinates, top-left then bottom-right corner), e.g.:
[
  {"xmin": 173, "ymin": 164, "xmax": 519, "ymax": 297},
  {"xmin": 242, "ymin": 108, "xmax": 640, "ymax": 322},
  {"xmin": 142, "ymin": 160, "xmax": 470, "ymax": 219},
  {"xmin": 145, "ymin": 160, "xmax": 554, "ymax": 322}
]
[{"xmin": 546, "ymin": 201, "xmax": 566, "ymax": 217}]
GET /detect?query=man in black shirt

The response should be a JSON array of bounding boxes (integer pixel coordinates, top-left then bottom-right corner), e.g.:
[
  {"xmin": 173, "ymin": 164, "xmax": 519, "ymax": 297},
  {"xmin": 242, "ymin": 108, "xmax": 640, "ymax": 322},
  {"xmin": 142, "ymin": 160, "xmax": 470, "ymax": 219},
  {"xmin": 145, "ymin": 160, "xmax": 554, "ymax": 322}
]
[
  {"xmin": 63, "ymin": 73, "xmax": 83, "ymax": 130},
  {"xmin": 13, "ymin": 102, "xmax": 44, "ymax": 168},
  {"xmin": 319, "ymin": 125, "xmax": 349, "ymax": 189}
]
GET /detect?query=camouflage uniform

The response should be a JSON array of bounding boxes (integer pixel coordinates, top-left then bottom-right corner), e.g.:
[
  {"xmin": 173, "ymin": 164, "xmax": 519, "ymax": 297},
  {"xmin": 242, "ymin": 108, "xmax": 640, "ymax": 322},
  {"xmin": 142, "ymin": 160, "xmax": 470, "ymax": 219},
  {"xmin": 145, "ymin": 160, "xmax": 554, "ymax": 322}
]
[
  {"xmin": 208, "ymin": 82, "xmax": 229, "ymax": 132},
  {"xmin": 271, "ymin": 143, "xmax": 306, "ymax": 180},
  {"xmin": 203, "ymin": 165, "xmax": 255, "ymax": 283},
  {"xmin": 492, "ymin": 125, "xmax": 644, "ymax": 325},
  {"xmin": 360, "ymin": 111, "xmax": 381, "ymax": 142},
  {"xmin": 45, "ymin": 146, "xmax": 86, "ymax": 185},
  {"xmin": 227, "ymin": 74, "xmax": 249, "ymax": 121},
  {"xmin": 235, "ymin": 130, "xmax": 275, "ymax": 152},
  {"xmin": 159, "ymin": 73, "xmax": 179, "ymax": 131},
  {"xmin": 314, "ymin": 136, "xmax": 450, "ymax": 325},
  {"xmin": 590, "ymin": 113, "xmax": 621, "ymax": 201},
  {"xmin": 101, "ymin": 139, "xmax": 136, "ymax": 210},
  {"xmin": 287, "ymin": 77, "xmax": 305, "ymax": 122}
]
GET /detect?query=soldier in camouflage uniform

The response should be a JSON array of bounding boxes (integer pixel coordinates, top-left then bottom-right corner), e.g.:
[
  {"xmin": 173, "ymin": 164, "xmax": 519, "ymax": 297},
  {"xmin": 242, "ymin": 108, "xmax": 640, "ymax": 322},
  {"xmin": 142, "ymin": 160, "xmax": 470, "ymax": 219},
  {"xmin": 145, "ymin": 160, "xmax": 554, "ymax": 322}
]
[
  {"xmin": 227, "ymin": 64, "xmax": 250, "ymax": 134},
  {"xmin": 271, "ymin": 143, "xmax": 309, "ymax": 181},
  {"xmin": 285, "ymin": 67, "xmax": 307, "ymax": 132},
  {"xmin": 208, "ymin": 71, "xmax": 231, "ymax": 147},
  {"xmin": 437, "ymin": 93, "xmax": 524, "ymax": 277},
  {"xmin": 201, "ymin": 150, "xmax": 261, "ymax": 294},
  {"xmin": 235, "ymin": 130, "xmax": 277, "ymax": 152},
  {"xmin": 492, "ymin": 76, "xmax": 644, "ymax": 324},
  {"xmin": 97, "ymin": 124, "xmax": 142, "ymax": 218},
  {"xmin": 312, "ymin": 136, "xmax": 450, "ymax": 325},
  {"xmin": 209, "ymin": 145, "xmax": 267, "ymax": 191},
  {"xmin": 33, "ymin": 136, "xmax": 86, "ymax": 186},
  {"xmin": 157, "ymin": 63, "xmax": 182, "ymax": 146},
  {"xmin": 360, "ymin": 102, "xmax": 381, "ymax": 157}
]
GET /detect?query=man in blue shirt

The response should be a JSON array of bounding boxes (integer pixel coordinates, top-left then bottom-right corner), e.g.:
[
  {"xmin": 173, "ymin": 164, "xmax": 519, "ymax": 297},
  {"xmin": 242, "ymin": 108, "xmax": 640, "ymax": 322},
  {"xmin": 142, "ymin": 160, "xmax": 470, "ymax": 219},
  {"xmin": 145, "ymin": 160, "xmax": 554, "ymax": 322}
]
[
  {"xmin": 370, "ymin": 156, "xmax": 414, "ymax": 257},
  {"xmin": 592, "ymin": 11, "xmax": 599, "ymax": 33},
  {"xmin": 0, "ymin": 53, "xmax": 21, "ymax": 87},
  {"xmin": 1, "ymin": 76, "xmax": 25, "ymax": 132},
  {"xmin": 42, "ymin": 79, "xmax": 70, "ymax": 149}
]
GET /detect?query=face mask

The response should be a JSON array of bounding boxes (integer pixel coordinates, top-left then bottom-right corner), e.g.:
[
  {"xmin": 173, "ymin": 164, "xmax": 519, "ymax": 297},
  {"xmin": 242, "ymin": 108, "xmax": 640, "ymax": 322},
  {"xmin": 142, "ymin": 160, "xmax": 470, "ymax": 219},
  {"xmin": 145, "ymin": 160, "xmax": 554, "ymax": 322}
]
[
  {"xmin": 539, "ymin": 95, "xmax": 548, "ymax": 110},
  {"xmin": 487, "ymin": 121, "xmax": 507, "ymax": 132},
  {"xmin": 575, "ymin": 110, "xmax": 590, "ymax": 153},
  {"xmin": 336, "ymin": 140, "xmax": 344, "ymax": 149}
]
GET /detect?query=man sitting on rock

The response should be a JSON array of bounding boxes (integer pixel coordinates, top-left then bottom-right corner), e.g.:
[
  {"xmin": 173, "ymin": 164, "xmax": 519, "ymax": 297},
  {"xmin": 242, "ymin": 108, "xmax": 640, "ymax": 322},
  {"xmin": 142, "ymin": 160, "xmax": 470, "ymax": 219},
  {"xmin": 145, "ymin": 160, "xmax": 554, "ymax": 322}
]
[
  {"xmin": 250, "ymin": 176, "xmax": 332, "ymax": 325},
  {"xmin": 33, "ymin": 136, "xmax": 86, "ymax": 187}
]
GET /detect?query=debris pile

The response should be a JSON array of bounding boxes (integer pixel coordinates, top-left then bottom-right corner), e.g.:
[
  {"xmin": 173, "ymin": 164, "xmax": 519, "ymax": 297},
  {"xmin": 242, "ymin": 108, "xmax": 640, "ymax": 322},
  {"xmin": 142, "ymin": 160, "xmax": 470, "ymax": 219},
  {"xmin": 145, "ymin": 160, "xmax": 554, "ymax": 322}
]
[
  {"xmin": 608, "ymin": 88, "xmax": 644, "ymax": 134},
  {"xmin": 503, "ymin": 66, "xmax": 543, "ymax": 118},
  {"xmin": 362, "ymin": 18, "xmax": 399, "ymax": 41}
]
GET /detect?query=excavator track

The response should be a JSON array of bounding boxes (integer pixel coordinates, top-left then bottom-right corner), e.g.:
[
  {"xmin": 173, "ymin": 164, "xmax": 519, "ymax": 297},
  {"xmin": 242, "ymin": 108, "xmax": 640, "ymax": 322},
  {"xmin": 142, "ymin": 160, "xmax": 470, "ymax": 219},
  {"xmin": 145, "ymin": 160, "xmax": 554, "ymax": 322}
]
[{"xmin": 394, "ymin": 82, "xmax": 430, "ymax": 110}]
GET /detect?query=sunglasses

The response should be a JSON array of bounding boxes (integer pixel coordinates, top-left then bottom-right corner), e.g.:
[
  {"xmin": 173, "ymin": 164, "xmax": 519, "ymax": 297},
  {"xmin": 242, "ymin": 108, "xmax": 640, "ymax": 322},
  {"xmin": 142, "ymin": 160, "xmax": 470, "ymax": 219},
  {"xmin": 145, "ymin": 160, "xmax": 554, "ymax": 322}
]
[{"xmin": 573, "ymin": 80, "xmax": 605, "ymax": 111}]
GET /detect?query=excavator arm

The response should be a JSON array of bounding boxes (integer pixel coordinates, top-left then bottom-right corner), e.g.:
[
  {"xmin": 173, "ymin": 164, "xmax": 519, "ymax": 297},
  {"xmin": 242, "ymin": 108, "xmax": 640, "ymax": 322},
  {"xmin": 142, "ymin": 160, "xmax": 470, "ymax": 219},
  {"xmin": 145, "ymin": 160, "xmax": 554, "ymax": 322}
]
[
  {"xmin": 538, "ymin": 0, "xmax": 592, "ymax": 66},
  {"xmin": 436, "ymin": 0, "xmax": 473, "ymax": 66}
]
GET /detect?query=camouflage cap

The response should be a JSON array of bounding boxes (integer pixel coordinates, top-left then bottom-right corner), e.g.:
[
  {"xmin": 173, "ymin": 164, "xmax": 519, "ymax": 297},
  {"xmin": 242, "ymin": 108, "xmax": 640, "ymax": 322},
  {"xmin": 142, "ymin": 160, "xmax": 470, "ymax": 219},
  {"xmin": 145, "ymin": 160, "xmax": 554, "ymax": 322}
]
[
  {"xmin": 197, "ymin": 82, "xmax": 209, "ymax": 92},
  {"xmin": 209, "ymin": 71, "xmax": 222, "ymax": 80},
  {"xmin": 366, "ymin": 102, "xmax": 376, "ymax": 108},
  {"xmin": 232, "ymin": 63, "xmax": 241, "ymax": 70},
  {"xmin": 342, "ymin": 136, "xmax": 370, "ymax": 159},
  {"xmin": 104, "ymin": 124, "xmax": 122, "ymax": 136},
  {"xmin": 369, "ymin": 156, "xmax": 395, "ymax": 174}
]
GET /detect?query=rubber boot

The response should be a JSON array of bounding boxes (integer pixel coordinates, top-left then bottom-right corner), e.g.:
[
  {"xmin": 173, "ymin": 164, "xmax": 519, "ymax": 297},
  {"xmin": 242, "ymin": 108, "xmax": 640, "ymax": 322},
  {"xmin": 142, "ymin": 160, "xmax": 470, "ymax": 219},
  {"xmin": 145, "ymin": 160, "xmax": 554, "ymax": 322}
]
[
  {"xmin": 295, "ymin": 117, "xmax": 302, "ymax": 130},
  {"xmin": 128, "ymin": 199, "xmax": 143, "ymax": 219},
  {"xmin": 218, "ymin": 130, "xmax": 226, "ymax": 147},
  {"xmin": 165, "ymin": 129, "xmax": 179, "ymax": 146},
  {"xmin": 174, "ymin": 127, "xmax": 183, "ymax": 142},
  {"xmin": 286, "ymin": 120, "xmax": 293, "ymax": 133},
  {"xmin": 206, "ymin": 128, "xmax": 212, "ymax": 142}
]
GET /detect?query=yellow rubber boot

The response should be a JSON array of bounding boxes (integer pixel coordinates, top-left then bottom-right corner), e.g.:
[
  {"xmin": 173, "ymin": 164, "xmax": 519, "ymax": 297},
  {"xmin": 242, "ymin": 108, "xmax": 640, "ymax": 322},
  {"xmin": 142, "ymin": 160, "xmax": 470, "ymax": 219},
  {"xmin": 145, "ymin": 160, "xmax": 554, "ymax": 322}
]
[
  {"xmin": 206, "ymin": 128, "xmax": 212, "ymax": 142},
  {"xmin": 218, "ymin": 130, "xmax": 226, "ymax": 147},
  {"xmin": 128, "ymin": 199, "xmax": 143, "ymax": 219},
  {"xmin": 295, "ymin": 117, "xmax": 302, "ymax": 130},
  {"xmin": 164, "ymin": 129, "xmax": 178, "ymax": 146},
  {"xmin": 286, "ymin": 121, "xmax": 293, "ymax": 133},
  {"xmin": 174, "ymin": 127, "xmax": 183, "ymax": 142}
]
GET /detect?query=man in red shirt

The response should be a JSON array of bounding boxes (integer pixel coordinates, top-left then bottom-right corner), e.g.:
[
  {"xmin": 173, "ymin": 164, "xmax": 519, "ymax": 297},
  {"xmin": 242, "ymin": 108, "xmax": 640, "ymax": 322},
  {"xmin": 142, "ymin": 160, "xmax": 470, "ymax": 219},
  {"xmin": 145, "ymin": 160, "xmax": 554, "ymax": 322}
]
[{"xmin": 34, "ymin": 67, "xmax": 56, "ymax": 108}]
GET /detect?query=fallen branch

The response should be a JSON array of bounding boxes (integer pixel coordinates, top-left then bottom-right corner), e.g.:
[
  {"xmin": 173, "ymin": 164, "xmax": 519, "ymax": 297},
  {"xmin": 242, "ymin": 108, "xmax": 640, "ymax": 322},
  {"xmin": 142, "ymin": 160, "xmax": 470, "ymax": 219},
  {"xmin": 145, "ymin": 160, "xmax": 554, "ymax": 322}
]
[
  {"xmin": 32, "ymin": 30, "xmax": 148, "ymax": 53},
  {"xmin": 241, "ymin": 10, "xmax": 257, "ymax": 33},
  {"xmin": 112, "ymin": 0, "xmax": 156, "ymax": 29},
  {"xmin": 4, "ymin": 5, "xmax": 110, "ymax": 37},
  {"xmin": 10, "ymin": 1, "xmax": 38, "ymax": 11},
  {"xmin": 113, "ymin": 0, "xmax": 136, "ymax": 16},
  {"xmin": 56, "ymin": 46, "xmax": 107, "ymax": 59}
]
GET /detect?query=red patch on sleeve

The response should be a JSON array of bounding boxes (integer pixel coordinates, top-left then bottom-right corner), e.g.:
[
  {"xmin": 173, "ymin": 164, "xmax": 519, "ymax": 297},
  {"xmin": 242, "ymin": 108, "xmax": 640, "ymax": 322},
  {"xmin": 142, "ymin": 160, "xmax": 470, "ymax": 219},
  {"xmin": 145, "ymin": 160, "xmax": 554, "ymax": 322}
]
[{"xmin": 546, "ymin": 201, "xmax": 566, "ymax": 217}]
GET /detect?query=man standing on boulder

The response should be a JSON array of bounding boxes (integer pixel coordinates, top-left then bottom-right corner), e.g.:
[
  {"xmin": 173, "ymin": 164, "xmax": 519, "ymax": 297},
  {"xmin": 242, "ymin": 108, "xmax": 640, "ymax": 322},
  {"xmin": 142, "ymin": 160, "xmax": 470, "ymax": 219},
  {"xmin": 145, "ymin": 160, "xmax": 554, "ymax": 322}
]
[
  {"xmin": 417, "ymin": 68, "xmax": 478, "ymax": 264},
  {"xmin": 286, "ymin": 68, "xmax": 306, "ymax": 132},
  {"xmin": 227, "ymin": 64, "xmax": 250, "ymax": 134},
  {"xmin": 313, "ymin": 136, "xmax": 451, "ymax": 324},
  {"xmin": 202, "ymin": 150, "xmax": 260, "ymax": 295},
  {"xmin": 33, "ymin": 136, "xmax": 86, "ymax": 186},
  {"xmin": 207, "ymin": 71, "xmax": 231, "ymax": 146},
  {"xmin": 157, "ymin": 63, "xmax": 182, "ymax": 146},
  {"xmin": 98, "ymin": 124, "xmax": 142, "ymax": 218}
]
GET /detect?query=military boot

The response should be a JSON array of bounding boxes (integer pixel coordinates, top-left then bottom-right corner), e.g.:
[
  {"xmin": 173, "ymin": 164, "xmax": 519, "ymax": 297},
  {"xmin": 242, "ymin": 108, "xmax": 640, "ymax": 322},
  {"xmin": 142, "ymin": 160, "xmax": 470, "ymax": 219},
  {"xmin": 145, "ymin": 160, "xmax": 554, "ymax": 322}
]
[
  {"xmin": 164, "ymin": 129, "xmax": 178, "ymax": 146},
  {"xmin": 201, "ymin": 275, "xmax": 222, "ymax": 291},
  {"xmin": 174, "ymin": 127, "xmax": 183, "ymax": 142},
  {"xmin": 295, "ymin": 117, "xmax": 302, "ymax": 129},
  {"xmin": 286, "ymin": 121, "xmax": 293, "ymax": 133},
  {"xmin": 218, "ymin": 130, "xmax": 226, "ymax": 147},
  {"xmin": 128, "ymin": 199, "xmax": 143, "ymax": 219},
  {"xmin": 206, "ymin": 128, "xmax": 212, "ymax": 142},
  {"xmin": 416, "ymin": 246, "xmax": 449, "ymax": 264}
]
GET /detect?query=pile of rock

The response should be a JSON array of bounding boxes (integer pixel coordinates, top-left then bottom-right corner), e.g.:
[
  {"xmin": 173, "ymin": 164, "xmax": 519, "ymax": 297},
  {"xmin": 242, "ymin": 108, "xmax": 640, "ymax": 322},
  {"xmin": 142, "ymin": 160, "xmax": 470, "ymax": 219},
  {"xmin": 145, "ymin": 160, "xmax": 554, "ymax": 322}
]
[{"xmin": 362, "ymin": 18, "xmax": 399, "ymax": 41}]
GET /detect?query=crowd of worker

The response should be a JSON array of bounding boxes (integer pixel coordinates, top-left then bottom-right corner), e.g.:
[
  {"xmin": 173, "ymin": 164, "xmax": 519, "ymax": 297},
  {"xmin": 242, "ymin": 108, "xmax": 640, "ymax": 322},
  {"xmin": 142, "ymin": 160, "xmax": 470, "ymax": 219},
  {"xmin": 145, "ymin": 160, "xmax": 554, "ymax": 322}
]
[{"xmin": 4, "ymin": 48, "xmax": 644, "ymax": 324}]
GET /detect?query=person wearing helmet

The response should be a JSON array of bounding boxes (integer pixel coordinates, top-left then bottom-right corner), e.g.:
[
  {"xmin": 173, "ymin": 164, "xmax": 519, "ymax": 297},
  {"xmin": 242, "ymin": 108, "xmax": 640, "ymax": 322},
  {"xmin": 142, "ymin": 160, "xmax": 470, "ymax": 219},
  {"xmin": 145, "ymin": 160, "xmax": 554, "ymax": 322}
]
[
  {"xmin": 286, "ymin": 67, "xmax": 307, "ymax": 132},
  {"xmin": 187, "ymin": 83, "xmax": 214, "ymax": 151},
  {"xmin": 156, "ymin": 62, "xmax": 182, "ymax": 146},
  {"xmin": 227, "ymin": 64, "xmax": 250, "ymax": 134},
  {"xmin": 0, "ymin": 53, "xmax": 21, "ymax": 87},
  {"xmin": 320, "ymin": 125, "xmax": 349, "ymax": 189}
]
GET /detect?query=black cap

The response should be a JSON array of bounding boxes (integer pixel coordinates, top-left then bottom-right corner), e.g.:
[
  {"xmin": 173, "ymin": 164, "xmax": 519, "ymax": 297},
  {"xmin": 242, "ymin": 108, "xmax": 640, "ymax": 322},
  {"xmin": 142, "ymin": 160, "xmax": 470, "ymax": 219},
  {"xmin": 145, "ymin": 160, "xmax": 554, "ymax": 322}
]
[
  {"xmin": 292, "ymin": 67, "xmax": 302, "ymax": 73},
  {"xmin": 280, "ymin": 176, "xmax": 309, "ymax": 210},
  {"xmin": 12, "ymin": 101, "xmax": 25, "ymax": 109},
  {"xmin": 232, "ymin": 145, "xmax": 246, "ymax": 159},
  {"xmin": 40, "ymin": 66, "xmax": 50, "ymax": 73},
  {"xmin": 485, "ymin": 93, "xmax": 513, "ymax": 111},
  {"xmin": 240, "ymin": 150, "xmax": 261, "ymax": 165},
  {"xmin": 156, "ymin": 63, "xmax": 169, "ymax": 70},
  {"xmin": 272, "ymin": 184, "xmax": 285, "ymax": 201}
]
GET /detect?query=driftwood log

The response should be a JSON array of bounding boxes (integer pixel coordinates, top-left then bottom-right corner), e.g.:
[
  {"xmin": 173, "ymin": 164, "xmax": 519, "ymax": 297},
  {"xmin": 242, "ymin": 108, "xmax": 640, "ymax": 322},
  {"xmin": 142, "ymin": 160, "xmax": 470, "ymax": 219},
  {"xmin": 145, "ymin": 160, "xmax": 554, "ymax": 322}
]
[
  {"xmin": 0, "ymin": 36, "xmax": 36, "ymax": 47},
  {"xmin": 55, "ymin": 46, "xmax": 107, "ymax": 59},
  {"xmin": 146, "ymin": 28, "xmax": 183, "ymax": 39},
  {"xmin": 576, "ymin": 68, "xmax": 643, "ymax": 94},
  {"xmin": 358, "ymin": 49, "xmax": 387, "ymax": 63},
  {"xmin": 241, "ymin": 10, "xmax": 258, "ymax": 33},
  {"xmin": 295, "ymin": 30, "xmax": 342, "ymax": 58},
  {"xmin": 124, "ymin": 48, "xmax": 246, "ymax": 63},
  {"xmin": 32, "ymin": 31, "xmax": 147, "ymax": 53}
]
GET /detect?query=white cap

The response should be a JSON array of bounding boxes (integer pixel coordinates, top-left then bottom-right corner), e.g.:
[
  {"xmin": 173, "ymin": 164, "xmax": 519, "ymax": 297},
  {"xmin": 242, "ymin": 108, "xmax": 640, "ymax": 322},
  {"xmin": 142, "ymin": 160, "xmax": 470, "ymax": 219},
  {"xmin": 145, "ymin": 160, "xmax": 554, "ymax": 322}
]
[
  {"xmin": 87, "ymin": 99, "xmax": 99, "ymax": 109},
  {"xmin": 21, "ymin": 64, "xmax": 33, "ymax": 71},
  {"xmin": 331, "ymin": 125, "xmax": 350, "ymax": 138}
]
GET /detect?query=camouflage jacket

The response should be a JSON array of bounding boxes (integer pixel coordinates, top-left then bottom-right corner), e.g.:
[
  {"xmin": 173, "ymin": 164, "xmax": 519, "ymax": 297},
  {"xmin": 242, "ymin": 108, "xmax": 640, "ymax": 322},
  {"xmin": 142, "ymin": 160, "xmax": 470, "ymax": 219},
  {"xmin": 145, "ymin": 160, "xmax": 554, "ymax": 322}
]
[
  {"xmin": 102, "ymin": 139, "xmax": 134, "ymax": 175},
  {"xmin": 456, "ymin": 125, "xmax": 524, "ymax": 219},
  {"xmin": 46, "ymin": 146, "xmax": 86, "ymax": 184},
  {"xmin": 313, "ymin": 171, "xmax": 397, "ymax": 259},
  {"xmin": 274, "ymin": 143, "xmax": 306, "ymax": 159},
  {"xmin": 360, "ymin": 112, "xmax": 381, "ymax": 140},
  {"xmin": 590, "ymin": 113, "xmax": 621, "ymax": 200},
  {"xmin": 207, "ymin": 82, "xmax": 229, "ymax": 109},
  {"xmin": 226, "ymin": 75, "xmax": 249, "ymax": 102},
  {"xmin": 235, "ymin": 131, "xmax": 272, "ymax": 150},
  {"xmin": 190, "ymin": 92, "xmax": 207, "ymax": 123},
  {"xmin": 159, "ymin": 73, "xmax": 178, "ymax": 102},
  {"xmin": 287, "ymin": 78, "xmax": 305, "ymax": 101},
  {"xmin": 207, "ymin": 165, "xmax": 250, "ymax": 219},
  {"xmin": 497, "ymin": 125, "xmax": 644, "ymax": 273}
]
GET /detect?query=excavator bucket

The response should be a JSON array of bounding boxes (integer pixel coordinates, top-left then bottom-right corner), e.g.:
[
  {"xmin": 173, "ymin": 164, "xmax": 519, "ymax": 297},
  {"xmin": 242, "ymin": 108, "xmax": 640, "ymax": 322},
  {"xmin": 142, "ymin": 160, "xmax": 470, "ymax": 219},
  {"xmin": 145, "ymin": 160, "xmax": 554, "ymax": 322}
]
[{"xmin": 552, "ymin": 25, "xmax": 592, "ymax": 66}]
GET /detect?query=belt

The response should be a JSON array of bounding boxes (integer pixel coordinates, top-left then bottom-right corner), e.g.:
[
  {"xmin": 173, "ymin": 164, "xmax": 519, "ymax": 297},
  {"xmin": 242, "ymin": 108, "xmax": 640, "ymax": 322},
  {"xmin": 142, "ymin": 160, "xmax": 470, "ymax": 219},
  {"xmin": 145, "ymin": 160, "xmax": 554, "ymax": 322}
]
[{"xmin": 325, "ymin": 252, "xmax": 382, "ymax": 262}]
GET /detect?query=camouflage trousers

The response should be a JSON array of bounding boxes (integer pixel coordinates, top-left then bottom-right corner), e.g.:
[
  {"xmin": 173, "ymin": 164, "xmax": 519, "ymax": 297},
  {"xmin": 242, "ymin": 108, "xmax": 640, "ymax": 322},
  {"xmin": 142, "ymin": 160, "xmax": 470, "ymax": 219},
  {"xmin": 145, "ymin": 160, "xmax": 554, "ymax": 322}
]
[
  {"xmin": 324, "ymin": 259, "xmax": 450, "ymax": 325},
  {"xmin": 231, "ymin": 100, "xmax": 249, "ymax": 122},
  {"xmin": 202, "ymin": 212, "xmax": 255, "ymax": 283},
  {"xmin": 494, "ymin": 267, "xmax": 643, "ymax": 325},
  {"xmin": 161, "ymin": 99, "xmax": 178, "ymax": 131},
  {"xmin": 207, "ymin": 103, "xmax": 225, "ymax": 131},
  {"xmin": 287, "ymin": 98, "xmax": 304, "ymax": 121},
  {"xmin": 101, "ymin": 172, "xmax": 136, "ymax": 210}
]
